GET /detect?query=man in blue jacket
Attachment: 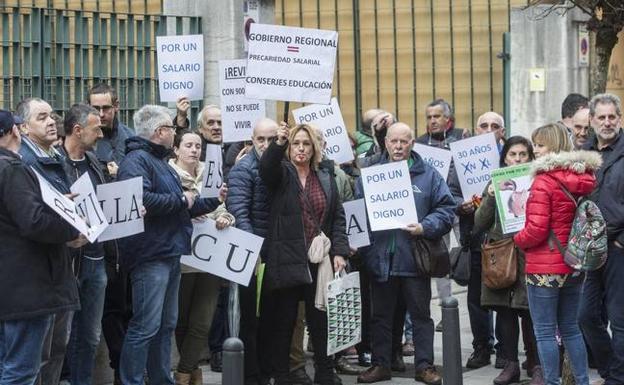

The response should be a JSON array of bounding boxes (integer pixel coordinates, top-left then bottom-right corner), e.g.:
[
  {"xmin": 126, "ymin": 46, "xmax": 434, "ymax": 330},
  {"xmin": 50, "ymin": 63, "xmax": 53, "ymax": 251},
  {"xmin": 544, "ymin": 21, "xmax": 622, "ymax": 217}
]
[
  {"xmin": 117, "ymin": 105, "xmax": 222, "ymax": 385},
  {"xmin": 355, "ymin": 122, "xmax": 455, "ymax": 385},
  {"xmin": 227, "ymin": 117, "xmax": 277, "ymax": 385}
]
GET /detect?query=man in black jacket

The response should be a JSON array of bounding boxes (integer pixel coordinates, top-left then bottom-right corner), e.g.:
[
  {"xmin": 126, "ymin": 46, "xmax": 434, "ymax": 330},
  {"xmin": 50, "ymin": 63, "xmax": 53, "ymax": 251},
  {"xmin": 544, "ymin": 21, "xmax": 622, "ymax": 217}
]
[
  {"xmin": 579, "ymin": 93, "xmax": 624, "ymax": 385},
  {"xmin": 58, "ymin": 103, "xmax": 111, "ymax": 385},
  {"xmin": 0, "ymin": 109, "xmax": 85, "ymax": 384}
]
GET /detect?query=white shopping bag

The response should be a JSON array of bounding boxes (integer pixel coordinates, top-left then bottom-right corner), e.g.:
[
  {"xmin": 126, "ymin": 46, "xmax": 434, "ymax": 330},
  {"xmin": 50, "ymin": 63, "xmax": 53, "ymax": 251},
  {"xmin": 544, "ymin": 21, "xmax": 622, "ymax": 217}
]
[{"xmin": 326, "ymin": 271, "xmax": 362, "ymax": 355}]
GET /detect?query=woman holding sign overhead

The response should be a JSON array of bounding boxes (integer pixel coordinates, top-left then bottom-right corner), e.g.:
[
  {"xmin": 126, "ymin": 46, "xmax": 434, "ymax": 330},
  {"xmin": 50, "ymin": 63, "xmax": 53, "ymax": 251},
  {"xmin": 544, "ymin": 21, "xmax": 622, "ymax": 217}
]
[
  {"xmin": 168, "ymin": 130, "xmax": 235, "ymax": 385},
  {"xmin": 259, "ymin": 122, "xmax": 349, "ymax": 385},
  {"xmin": 473, "ymin": 136, "xmax": 542, "ymax": 385}
]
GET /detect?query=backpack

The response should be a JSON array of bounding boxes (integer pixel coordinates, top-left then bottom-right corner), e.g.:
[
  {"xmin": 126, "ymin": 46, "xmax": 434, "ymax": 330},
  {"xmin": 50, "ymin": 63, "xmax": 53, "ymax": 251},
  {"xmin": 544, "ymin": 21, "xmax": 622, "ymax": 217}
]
[{"xmin": 549, "ymin": 181, "xmax": 608, "ymax": 271}]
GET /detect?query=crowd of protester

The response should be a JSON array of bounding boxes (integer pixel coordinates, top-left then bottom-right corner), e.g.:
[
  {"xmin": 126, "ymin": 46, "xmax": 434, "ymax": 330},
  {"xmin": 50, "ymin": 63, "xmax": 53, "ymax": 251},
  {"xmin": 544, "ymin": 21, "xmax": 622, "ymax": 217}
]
[{"xmin": 0, "ymin": 84, "xmax": 622, "ymax": 385}]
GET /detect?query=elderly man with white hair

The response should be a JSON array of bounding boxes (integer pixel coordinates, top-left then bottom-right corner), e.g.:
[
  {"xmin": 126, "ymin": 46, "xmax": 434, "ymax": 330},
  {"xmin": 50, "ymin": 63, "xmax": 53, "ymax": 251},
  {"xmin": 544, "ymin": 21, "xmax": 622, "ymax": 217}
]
[{"xmin": 117, "ymin": 105, "xmax": 224, "ymax": 385}]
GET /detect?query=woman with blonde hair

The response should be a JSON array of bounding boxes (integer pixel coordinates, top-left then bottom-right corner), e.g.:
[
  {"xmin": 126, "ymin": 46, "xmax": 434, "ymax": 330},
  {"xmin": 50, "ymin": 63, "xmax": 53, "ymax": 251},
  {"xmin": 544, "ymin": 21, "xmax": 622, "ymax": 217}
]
[
  {"xmin": 514, "ymin": 123, "xmax": 601, "ymax": 385},
  {"xmin": 260, "ymin": 123, "xmax": 349, "ymax": 385}
]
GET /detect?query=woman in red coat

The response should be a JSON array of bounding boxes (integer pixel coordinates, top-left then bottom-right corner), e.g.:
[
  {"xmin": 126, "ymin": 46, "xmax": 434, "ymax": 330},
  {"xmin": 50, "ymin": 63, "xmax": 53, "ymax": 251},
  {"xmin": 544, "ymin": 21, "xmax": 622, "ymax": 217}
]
[{"xmin": 514, "ymin": 124, "xmax": 602, "ymax": 385}]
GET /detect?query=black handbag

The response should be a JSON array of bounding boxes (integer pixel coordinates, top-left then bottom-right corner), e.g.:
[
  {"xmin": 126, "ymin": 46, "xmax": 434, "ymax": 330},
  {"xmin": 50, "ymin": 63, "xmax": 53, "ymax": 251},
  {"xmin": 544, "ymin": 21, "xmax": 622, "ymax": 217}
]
[
  {"xmin": 411, "ymin": 236, "xmax": 450, "ymax": 278},
  {"xmin": 449, "ymin": 243, "xmax": 471, "ymax": 286}
]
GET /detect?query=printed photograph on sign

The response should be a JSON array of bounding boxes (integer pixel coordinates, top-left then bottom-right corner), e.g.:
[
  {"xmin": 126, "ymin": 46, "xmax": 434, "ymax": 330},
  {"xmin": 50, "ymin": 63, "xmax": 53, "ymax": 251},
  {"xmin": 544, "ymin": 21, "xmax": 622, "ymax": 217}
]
[
  {"xmin": 491, "ymin": 164, "xmax": 533, "ymax": 234},
  {"xmin": 292, "ymin": 98, "xmax": 354, "ymax": 164},
  {"xmin": 219, "ymin": 59, "xmax": 266, "ymax": 143},
  {"xmin": 245, "ymin": 23, "xmax": 338, "ymax": 104},
  {"xmin": 360, "ymin": 160, "xmax": 418, "ymax": 232},
  {"xmin": 156, "ymin": 34, "xmax": 204, "ymax": 102},
  {"xmin": 449, "ymin": 132, "xmax": 500, "ymax": 201}
]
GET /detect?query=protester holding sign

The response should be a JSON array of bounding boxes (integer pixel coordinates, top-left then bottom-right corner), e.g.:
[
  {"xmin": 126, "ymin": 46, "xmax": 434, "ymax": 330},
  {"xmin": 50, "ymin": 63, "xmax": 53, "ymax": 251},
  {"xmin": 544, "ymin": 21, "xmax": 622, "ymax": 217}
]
[
  {"xmin": 514, "ymin": 124, "xmax": 600, "ymax": 385},
  {"xmin": 0, "ymin": 109, "xmax": 86, "ymax": 385},
  {"xmin": 56, "ymin": 104, "xmax": 114, "ymax": 385},
  {"xmin": 259, "ymin": 123, "xmax": 349, "ymax": 385},
  {"xmin": 116, "ymin": 105, "xmax": 224, "ymax": 385},
  {"xmin": 473, "ymin": 136, "xmax": 543, "ymax": 385},
  {"xmin": 354, "ymin": 122, "xmax": 455, "ymax": 385},
  {"xmin": 169, "ymin": 130, "xmax": 235, "ymax": 385}
]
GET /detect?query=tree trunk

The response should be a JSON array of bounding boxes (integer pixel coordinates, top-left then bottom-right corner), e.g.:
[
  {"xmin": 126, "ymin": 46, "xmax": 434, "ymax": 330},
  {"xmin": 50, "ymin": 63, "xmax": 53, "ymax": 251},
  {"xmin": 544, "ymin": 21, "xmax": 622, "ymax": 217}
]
[{"xmin": 590, "ymin": 27, "xmax": 619, "ymax": 95}]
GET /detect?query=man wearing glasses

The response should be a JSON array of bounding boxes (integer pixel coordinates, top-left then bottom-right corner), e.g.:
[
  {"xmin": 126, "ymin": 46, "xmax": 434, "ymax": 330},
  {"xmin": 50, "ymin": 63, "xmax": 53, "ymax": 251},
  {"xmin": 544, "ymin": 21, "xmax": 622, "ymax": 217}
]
[
  {"xmin": 116, "ymin": 105, "xmax": 223, "ymax": 385},
  {"xmin": 474, "ymin": 111, "xmax": 506, "ymax": 151}
]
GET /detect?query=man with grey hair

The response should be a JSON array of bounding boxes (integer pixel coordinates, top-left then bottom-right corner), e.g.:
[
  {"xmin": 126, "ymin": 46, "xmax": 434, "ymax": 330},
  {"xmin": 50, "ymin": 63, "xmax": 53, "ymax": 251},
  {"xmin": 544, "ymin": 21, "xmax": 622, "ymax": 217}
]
[
  {"xmin": 475, "ymin": 111, "xmax": 505, "ymax": 150},
  {"xmin": 117, "ymin": 104, "xmax": 223, "ymax": 385},
  {"xmin": 579, "ymin": 93, "xmax": 624, "ymax": 385}
]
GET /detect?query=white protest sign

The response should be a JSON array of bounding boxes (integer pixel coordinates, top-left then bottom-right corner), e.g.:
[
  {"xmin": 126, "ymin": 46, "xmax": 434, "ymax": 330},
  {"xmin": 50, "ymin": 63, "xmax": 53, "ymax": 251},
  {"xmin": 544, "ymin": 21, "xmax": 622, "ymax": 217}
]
[
  {"xmin": 343, "ymin": 199, "xmax": 370, "ymax": 248},
  {"xmin": 412, "ymin": 143, "xmax": 452, "ymax": 181},
  {"xmin": 245, "ymin": 23, "xmax": 338, "ymax": 104},
  {"xmin": 200, "ymin": 144, "xmax": 223, "ymax": 198},
  {"xmin": 292, "ymin": 98, "xmax": 354, "ymax": 164},
  {"xmin": 360, "ymin": 161, "xmax": 418, "ymax": 231},
  {"xmin": 449, "ymin": 133, "xmax": 500, "ymax": 201},
  {"xmin": 33, "ymin": 169, "xmax": 90, "ymax": 237},
  {"xmin": 70, "ymin": 173, "xmax": 109, "ymax": 243},
  {"xmin": 156, "ymin": 34, "xmax": 204, "ymax": 102},
  {"xmin": 181, "ymin": 219, "xmax": 264, "ymax": 286},
  {"xmin": 96, "ymin": 177, "xmax": 144, "ymax": 242},
  {"xmin": 219, "ymin": 59, "xmax": 266, "ymax": 143}
]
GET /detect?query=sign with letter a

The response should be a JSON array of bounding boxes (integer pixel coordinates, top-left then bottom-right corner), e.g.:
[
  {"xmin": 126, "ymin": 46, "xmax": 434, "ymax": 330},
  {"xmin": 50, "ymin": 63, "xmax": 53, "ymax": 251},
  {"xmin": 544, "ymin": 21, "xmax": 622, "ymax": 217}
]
[
  {"xmin": 156, "ymin": 34, "xmax": 204, "ymax": 102},
  {"xmin": 449, "ymin": 133, "xmax": 500, "ymax": 201},
  {"xmin": 342, "ymin": 199, "xmax": 370, "ymax": 248}
]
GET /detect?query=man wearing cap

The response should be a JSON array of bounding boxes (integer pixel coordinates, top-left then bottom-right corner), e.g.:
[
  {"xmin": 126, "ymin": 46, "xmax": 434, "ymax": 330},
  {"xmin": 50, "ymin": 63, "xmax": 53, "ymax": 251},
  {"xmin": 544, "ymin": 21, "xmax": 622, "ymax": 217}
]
[{"xmin": 0, "ymin": 109, "xmax": 85, "ymax": 384}]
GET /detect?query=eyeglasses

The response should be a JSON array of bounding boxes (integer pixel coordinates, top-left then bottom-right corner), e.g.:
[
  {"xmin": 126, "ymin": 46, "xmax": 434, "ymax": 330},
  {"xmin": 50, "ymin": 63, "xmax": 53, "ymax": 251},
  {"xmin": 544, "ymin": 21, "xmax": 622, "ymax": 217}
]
[
  {"xmin": 159, "ymin": 125, "xmax": 176, "ymax": 133},
  {"xmin": 91, "ymin": 105, "xmax": 114, "ymax": 113}
]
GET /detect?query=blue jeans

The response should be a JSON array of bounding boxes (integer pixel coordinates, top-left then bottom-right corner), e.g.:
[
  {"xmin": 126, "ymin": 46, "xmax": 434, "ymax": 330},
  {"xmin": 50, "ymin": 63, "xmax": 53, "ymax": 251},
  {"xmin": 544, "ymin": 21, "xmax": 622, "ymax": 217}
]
[
  {"xmin": 527, "ymin": 283, "xmax": 589, "ymax": 385},
  {"xmin": 120, "ymin": 258, "xmax": 181, "ymax": 385},
  {"xmin": 0, "ymin": 315, "xmax": 52, "ymax": 385},
  {"xmin": 67, "ymin": 258, "xmax": 107, "ymax": 385},
  {"xmin": 579, "ymin": 242, "xmax": 624, "ymax": 384}
]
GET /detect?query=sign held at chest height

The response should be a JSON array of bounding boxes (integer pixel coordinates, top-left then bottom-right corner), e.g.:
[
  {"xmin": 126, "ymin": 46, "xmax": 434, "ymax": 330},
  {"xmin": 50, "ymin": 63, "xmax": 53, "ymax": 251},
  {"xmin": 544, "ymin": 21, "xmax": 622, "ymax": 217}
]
[
  {"xmin": 156, "ymin": 34, "xmax": 204, "ymax": 102},
  {"xmin": 292, "ymin": 98, "xmax": 354, "ymax": 164},
  {"xmin": 96, "ymin": 177, "xmax": 144, "ymax": 242},
  {"xmin": 360, "ymin": 161, "xmax": 418, "ymax": 231},
  {"xmin": 245, "ymin": 23, "xmax": 338, "ymax": 104},
  {"xmin": 219, "ymin": 59, "xmax": 266, "ymax": 143},
  {"xmin": 449, "ymin": 133, "xmax": 500, "ymax": 201},
  {"xmin": 412, "ymin": 143, "xmax": 452, "ymax": 181},
  {"xmin": 181, "ymin": 219, "xmax": 264, "ymax": 286},
  {"xmin": 201, "ymin": 144, "xmax": 223, "ymax": 198},
  {"xmin": 343, "ymin": 199, "xmax": 370, "ymax": 248},
  {"xmin": 70, "ymin": 172, "xmax": 109, "ymax": 242}
]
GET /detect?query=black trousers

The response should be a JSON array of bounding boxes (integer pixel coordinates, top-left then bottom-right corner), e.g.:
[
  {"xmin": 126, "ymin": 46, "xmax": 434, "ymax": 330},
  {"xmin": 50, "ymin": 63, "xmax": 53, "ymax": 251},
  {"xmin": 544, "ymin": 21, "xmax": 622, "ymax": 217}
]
[
  {"xmin": 101, "ymin": 259, "xmax": 132, "ymax": 373},
  {"xmin": 268, "ymin": 281, "xmax": 333, "ymax": 381},
  {"xmin": 370, "ymin": 276, "xmax": 434, "ymax": 371},
  {"xmin": 496, "ymin": 307, "xmax": 539, "ymax": 367},
  {"xmin": 239, "ymin": 276, "xmax": 260, "ymax": 381}
]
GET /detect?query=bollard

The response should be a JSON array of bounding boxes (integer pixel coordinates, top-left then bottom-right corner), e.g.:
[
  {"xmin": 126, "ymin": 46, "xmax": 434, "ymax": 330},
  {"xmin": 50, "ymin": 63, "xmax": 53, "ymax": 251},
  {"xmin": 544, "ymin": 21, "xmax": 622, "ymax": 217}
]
[
  {"xmin": 222, "ymin": 337, "xmax": 244, "ymax": 385},
  {"xmin": 441, "ymin": 296, "xmax": 463, "ymax": 385}
]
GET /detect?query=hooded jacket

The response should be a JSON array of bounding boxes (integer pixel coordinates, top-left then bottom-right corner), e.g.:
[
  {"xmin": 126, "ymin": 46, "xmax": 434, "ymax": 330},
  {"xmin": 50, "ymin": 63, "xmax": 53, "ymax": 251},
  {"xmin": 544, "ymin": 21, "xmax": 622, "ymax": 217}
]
[
  {"xmin": 354, "ymin": 151, "xmax": 456, "ymax": 282},
  {"xmin": 0, "ymin": 148, "xmax": 79, "ymax": 321},
  {"xmin": 116, "ymin": 136, "xmax": 219, "ymax": 271},
  {"xmin": 514, "ymin": 151, "xmax": 601, "ymax": 274}
]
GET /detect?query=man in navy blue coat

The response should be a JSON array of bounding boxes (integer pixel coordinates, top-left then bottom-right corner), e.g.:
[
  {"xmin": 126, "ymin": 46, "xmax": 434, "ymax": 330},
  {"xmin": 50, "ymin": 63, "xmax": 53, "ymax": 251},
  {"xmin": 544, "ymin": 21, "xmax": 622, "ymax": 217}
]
[
  {"xmin": 355, "ymin": 122, "xmax": 455, "ymax": 385},
  {"xmin": 117, "ymin": 105, "xmax": 221, "ymax": 385}
]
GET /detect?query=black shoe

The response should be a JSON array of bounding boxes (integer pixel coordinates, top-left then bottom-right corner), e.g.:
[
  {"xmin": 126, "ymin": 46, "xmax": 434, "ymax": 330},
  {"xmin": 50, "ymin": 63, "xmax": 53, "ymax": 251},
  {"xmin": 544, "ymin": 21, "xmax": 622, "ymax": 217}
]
[
  {"xmin": 210, "ymin": 351, "xmax": 223, "ymax": 372},
  {"xmin": 358, "ymin": 352, "xmax": 372, "ymax": 367},
  {"xmin": 391, "ymin": 354, "xmax": 406, "ymax": 372},
  {"xmin": 288, "ymin": 367, "xmax": 314, "ymax": 385},
  {"xmin": 466, "ymin": 347, "xmax": 491, "ymax": 369},
  {"xmin": 335, "ymin": 356, "xmax": 365, "ymax": 375},
  {"xmin": 313, "ymin": 370, "xmax": 342, "ymax": 385}
]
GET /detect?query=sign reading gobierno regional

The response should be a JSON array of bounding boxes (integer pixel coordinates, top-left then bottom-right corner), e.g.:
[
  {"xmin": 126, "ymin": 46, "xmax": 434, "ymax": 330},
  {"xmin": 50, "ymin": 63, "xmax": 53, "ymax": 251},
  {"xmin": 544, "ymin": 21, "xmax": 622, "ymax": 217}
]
[
  {"xmin": 245, "ymin": 23, "xmax": 338, "ymax": 104},
  {"xmin": 156, "ymin": 34, "xmax": 204, "ymax": 102},
  {"xmin": 219, "ymin": 59, "xmax": 266, "ymax": 143}
]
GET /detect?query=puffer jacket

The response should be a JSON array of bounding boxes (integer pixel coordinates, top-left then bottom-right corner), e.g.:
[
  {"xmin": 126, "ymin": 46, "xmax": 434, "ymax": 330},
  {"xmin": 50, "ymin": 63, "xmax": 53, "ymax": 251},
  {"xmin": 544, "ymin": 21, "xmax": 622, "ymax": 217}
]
[
  {"xmin": 117, "ymin": 137, "xmax": 219, "ymax": 271},
  {"xmin": 94, "ymin": 120, "xmax": 134, "ymax": 166},
  {"xmin": 226, "ymin": 148, "xmax": 271, "ymax": 241},
  {"xmin": 514, "ymin": 151, "xmax": 601, "ymax": 274}
]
